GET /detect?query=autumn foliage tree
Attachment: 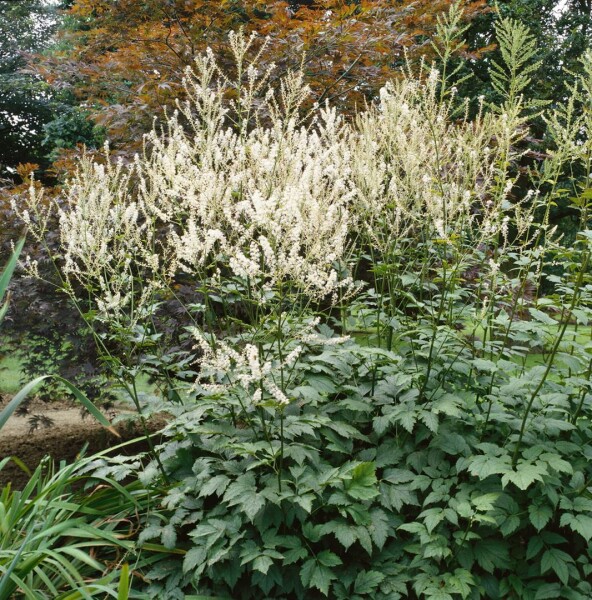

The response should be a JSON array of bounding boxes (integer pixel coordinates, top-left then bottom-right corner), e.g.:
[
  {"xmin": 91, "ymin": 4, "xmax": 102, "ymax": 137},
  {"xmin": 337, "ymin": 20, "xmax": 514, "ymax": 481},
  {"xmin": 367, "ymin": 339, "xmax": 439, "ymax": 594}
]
[{"xmin": 33, "ymin": 0, "xmax": 489, "ymax": 154}]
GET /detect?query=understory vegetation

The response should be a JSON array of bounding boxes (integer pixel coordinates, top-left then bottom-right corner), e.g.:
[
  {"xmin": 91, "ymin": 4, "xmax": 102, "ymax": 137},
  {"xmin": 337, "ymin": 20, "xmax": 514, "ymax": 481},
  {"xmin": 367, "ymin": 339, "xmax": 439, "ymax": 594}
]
[{"xmin": 2, "ymin": 6, "xmax": 592, "ymax": 599}]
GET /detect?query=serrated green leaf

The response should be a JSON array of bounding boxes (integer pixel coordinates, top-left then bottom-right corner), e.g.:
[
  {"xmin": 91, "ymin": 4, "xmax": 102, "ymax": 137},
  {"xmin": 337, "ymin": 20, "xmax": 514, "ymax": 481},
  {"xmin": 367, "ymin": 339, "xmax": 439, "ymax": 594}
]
[
  {"xmin": 383, "ymin": 468, "xmax": 415, "ymax": 484},
  {"xmin": 283, "ymin": 546, "xmax": 308, "ymax": 566},
  {"xmin": 526, "ymin": 536, "xmax": 544, "ymax": 560},
  {"xmin": 426, "ymin": 591, "xmax": 454, "ymax": 600},
  {"xmin": 369, "ymin": 508, "xmax": 389, "ymax": 550},
  {"xmin": 310, "ymin": 564, "xmax": 336, "ymax": 596},
  {"xmin": 316, "ymin": 550, "xmax": 342, "ymax": 568},
  {"xmin": 294, "ymin": 493, "xmax": 314, "ymax": 513},
  {"xmin": 529, "ymin": 504, "xmax": 553, "ymax": 531},
  {"xmin": 472, "ymin": 358, "xmax": 498, "ymax": 372},
  {"xmin": 529, "ymin": 307, "xmax": 557, "ymax": 325},
  {"xmin": 345, "ymin": 462, "xmax": 379, "ymax": 500},
  {"xmin": 420, "ymin": 508, "xmax": 445, "ymax": 534},
  {"xmin": 541, "ymin": 548, "xmax": 572, "ymax": 585},
  {"xmin": 448, "ymin": 568, "xmax": 474, "ymax": 597},
  {"xmin": 161, "ymin": 524, "xmax": 177, "ymax": 549},
  {"xmin": 356, "ymin": 526, "xmax": 373, "ymax": 554},
  {"xmin": 534, "ymin": 583, "xmax": 562, "ymax": 599},
  {"xmin": 540, "ymin": 453, "xmax": 573, "ymax": 475},
  {"xmin": 434, "ymin": 432, "xmax": 470, "ymax": 456},
  {"xmin": 500, "ymin": 515, "xmax": 521, "ymax": 537},
  {"xmin": 300, "ymin": 558, "xmax": 315, "ymax": 588},
  {"xmin": 420, "ymin": 410, "xmax": 439, "ymax": 433},
  {"xmin": 573, "ymin": 497, "xmax": 592, "ymax": 512},
  {"xmin": 332, "ymin": 523, "xmax": 357, "ymax": 550},
  {"xmin": 472, "ymin": 493, "xmax": 499, "ymax": 512},
  {"xmin": 501, "ymin": 462, "xmax": 547, "ymax": 490},
  {"xmin": 223, "ymin": 474, "xmax": 256, "ymax": 504},
  {"xmin": 0, "ymin": 238, "xmax": 24, "ymax": 321},
  {"xmin": 467, "ymin": 454, "xmax": 511, "ymax": 479},
  {"xmin": 474, "ymin": 540, "xmax": 510, "ymax": 573},
  {"xmin": 184, "ymin": 547, "xmax": 207, "ymax": 573},
  {"xmin": 354, "ymin": 570, "xmax": 386, "ymax": 595},
  {"xmin": 199, "ymin": 475, "xmax": 230, "ymax": 498},
  {"xmin": 347, "ymin": 504, "xmax": 372, "ymax": 526},
  {"xmin": 398, "ymin": 410, "xmax": 417, "ymax": 433},
  {"xmin": 253, "ymin": 555, "xmax": 274, "ymax": 575},
  {"xmin": 302, "ymin": 522, "xmax": 322, "ymax": 543},
  {"xmin": 560, "ymin": 513, "xmax": 592, "ymax": 542},
  {"xmin": 223, "ymin": 473, "xmax": 264, "ymax": 520}
]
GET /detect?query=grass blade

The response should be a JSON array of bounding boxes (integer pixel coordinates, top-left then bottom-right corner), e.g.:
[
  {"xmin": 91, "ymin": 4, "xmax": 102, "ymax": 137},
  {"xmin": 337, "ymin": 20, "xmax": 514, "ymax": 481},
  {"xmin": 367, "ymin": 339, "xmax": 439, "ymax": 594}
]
[
  {"xmin": 0, "ymin": 238, "xmax": 24, "ymax": 303},
  {"xmin": 0, "ymin": 376, "xmax": 46, "ymax": 430},
  {"xmin": 117, "ymin": 563, "xmax": 130, "ymax": 600}
]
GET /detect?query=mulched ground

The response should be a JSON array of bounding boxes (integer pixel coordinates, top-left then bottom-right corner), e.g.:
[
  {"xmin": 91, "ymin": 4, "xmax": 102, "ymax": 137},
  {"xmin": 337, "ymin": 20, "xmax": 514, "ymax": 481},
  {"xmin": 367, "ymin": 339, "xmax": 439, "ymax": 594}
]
[{"xmin": 0, "ymin": 396, "xmax": 163, "ymax": 489}]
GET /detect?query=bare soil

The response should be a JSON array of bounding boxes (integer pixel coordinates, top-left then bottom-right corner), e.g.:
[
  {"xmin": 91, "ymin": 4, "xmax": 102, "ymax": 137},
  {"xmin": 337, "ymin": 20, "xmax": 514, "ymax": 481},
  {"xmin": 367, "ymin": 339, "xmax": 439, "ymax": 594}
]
[{"xmin": 0, "ymin": 396, "xmax": 163, "ymax": 489}]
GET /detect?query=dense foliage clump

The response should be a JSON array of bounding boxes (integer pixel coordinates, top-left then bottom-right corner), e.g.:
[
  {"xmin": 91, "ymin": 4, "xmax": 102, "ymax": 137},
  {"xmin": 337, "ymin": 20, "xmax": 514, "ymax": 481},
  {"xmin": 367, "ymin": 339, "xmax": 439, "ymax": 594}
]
[{"xmin": 4, "ymin": 7, "xmax": 592, "ymax": 599}]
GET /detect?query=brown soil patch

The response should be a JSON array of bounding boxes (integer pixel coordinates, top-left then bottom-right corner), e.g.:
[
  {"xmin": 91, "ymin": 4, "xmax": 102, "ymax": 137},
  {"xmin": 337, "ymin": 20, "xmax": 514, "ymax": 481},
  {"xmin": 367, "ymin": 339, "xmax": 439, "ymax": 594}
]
[{"xmin": 0, "ymin": 396, "xmax": 164, "ymax": 489}]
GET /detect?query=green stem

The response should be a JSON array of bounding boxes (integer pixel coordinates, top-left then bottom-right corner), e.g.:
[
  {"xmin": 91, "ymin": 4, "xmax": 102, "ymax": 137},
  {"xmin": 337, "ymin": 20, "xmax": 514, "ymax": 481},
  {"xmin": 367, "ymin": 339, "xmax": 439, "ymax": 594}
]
[
  {"xmin": 128, "ymin": 376, "xmax": 168, "ymax": 482},
  {"xmin": 512, "ymin": 252, "xmax": 589, "ymax": 467}
]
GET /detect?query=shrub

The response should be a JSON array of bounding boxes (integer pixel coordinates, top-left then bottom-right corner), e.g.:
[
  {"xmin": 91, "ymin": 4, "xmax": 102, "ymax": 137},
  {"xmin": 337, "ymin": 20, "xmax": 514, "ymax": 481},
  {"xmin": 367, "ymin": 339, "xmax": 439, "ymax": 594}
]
[{"xmin": 16, "ymin": 9, "xmax": 592, "ymax": 599}]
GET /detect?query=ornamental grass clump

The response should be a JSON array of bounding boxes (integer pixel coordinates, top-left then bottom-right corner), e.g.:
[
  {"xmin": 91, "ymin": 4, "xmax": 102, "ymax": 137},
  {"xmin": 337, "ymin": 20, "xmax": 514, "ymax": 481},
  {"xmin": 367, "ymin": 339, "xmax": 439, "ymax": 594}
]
[{"xmin": 14, "ymin": 10, "xmax": 592, "ymax": 600}]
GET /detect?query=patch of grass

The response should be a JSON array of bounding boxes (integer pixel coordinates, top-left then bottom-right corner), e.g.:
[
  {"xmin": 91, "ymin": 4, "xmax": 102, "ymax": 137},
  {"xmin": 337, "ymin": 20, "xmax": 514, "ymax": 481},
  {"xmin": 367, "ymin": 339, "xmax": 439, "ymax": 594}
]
[{"xmin": 0, "ymin": 354, "xmax": 24, "ymax": 395}]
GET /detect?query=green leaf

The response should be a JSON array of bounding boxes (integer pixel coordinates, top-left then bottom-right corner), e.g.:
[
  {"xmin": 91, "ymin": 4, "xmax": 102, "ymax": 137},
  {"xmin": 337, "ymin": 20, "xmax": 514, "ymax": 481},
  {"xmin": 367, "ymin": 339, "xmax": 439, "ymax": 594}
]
[
  {"xmin": 472, "ymin": 358, "xmax": 498, "ymax": 372},
  {"xmin": 307, "ymin": 375, "xmax": 337, "ymax": 394},
  {"xmin": 345, "ymin": 462, "xmax": 379, "ymax": 500},
  {"xmin": 560, "ymin": 513, "xmax": 592, "ymax": 542},
  {"xmin": 300, "ymin": 558, "xmax": 315, "ymax": 588},
  {"xmin": 541, "ymin": 548, "xmax": 572, "ymax": 585},
  {"xmin": 383, "ymin": 468, "xmax": 415, "ymax": 484},
  {"xmin": 356, "ymin": 526, "xmax": 373, "ymax": 555},
  {"xmin": 500, "ymin": 515, "xmax": 521, "ymax": 537},
  {"xmin": 448, "ymin": 568, "xmax": 474, "ymax": 597},
  {"xmin": 369, "ymin": 508, "xmax": 389, "ymax": 550},
  {"xmin": 301, "ymin": 560, "xmax": 336, "ymax": 597},
  {"xmin": 474, "ymin": 540, "xmax": 510, "ymax": 573},
  {"xmin": 294, "ymin": 493, "xmax": 314, "ymax": 514},
  {"xmin": 529, "ymin": 504, "xmax": 553, "ymax": 531},
  {"xmin": 199, "ymin": 475, "xmax": 230, "ymax": 498},
  {"xmin": 434, "ymin": 432, "xmax": 470, "ymax": 456},
  {"xmin": 540, "ymin": 453, "xmax": 573, "ymax": 475},
  {"xmin": 354, "ymin": 570, "xmax": 386, "ymax": 595},
  {"xmin": 420, "ymin": 410, "xmax": 439, "ymax": 433},
  {"xmin": 501, "ymin": 462, "xmax": 547, "ymax": 490},
  {"xmin": 399, "ymin": 522, "xmax": 425, "ymax": 534},
  {"xmin": 224, "ymin": 473, "xmax": 255, "ymax": 506},
  {"xmin": 534, "ymin": 583, "xmax": 562, "ymax": 599},
  {"xmin": 332, "ymin": 523, "xmax": 357, "ymax": 550},
  {"xmin": 311, "ymin": 564, "xmax": 336, "ymax": 597},
  {"xmin": 185, "ymin": 596, "xmax": 232, "ymax": 600},
  {"xmin": 184, "ymin": 547, "xmax": 207, "ymax": 573},
  {"xmin": 526, "ymin": 536, "xmax": 544, "ymax": 560},
  {"xmin": 283, "ymin": 546, "xmax": 307, "ymax": 566},
  {"xmin": 467, "ymin": 454, "xmax": 511, "ymax": 479},
  {"xmin": 316, "ymin": 550, "xmax": 342, "ymax": 568},
  {"xmin": 253, "ymin": 556, "xmax": 274, "ymax": 575},
  {"xmin": 398, "ymin": 409, "xmax": 417, "ymax": 433},
  {"xmin": 223, "ymin": 474, "xmax": 264, "ymax": 520},
  {"xmin": 420, "ymin": 508, "xmax": 445, "ymax": 534},
  {"xmin": 529, "ymin": 307, "xmax": 556, "ymax": 325},
  {"xmin": 426, "ymin": 591, "xmax": 454, "ymax": 600},
  {"xmin": 472, "ymin": 493, "xmax": 499, "ymax": 512}
]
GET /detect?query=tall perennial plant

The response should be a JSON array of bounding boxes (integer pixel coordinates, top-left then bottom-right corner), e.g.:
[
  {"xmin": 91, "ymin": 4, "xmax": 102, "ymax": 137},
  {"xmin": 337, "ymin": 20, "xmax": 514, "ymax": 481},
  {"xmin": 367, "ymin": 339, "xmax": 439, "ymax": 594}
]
[{"xmin": 15, "ymin": 12, "xmax": 592, "ymax": 600}]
